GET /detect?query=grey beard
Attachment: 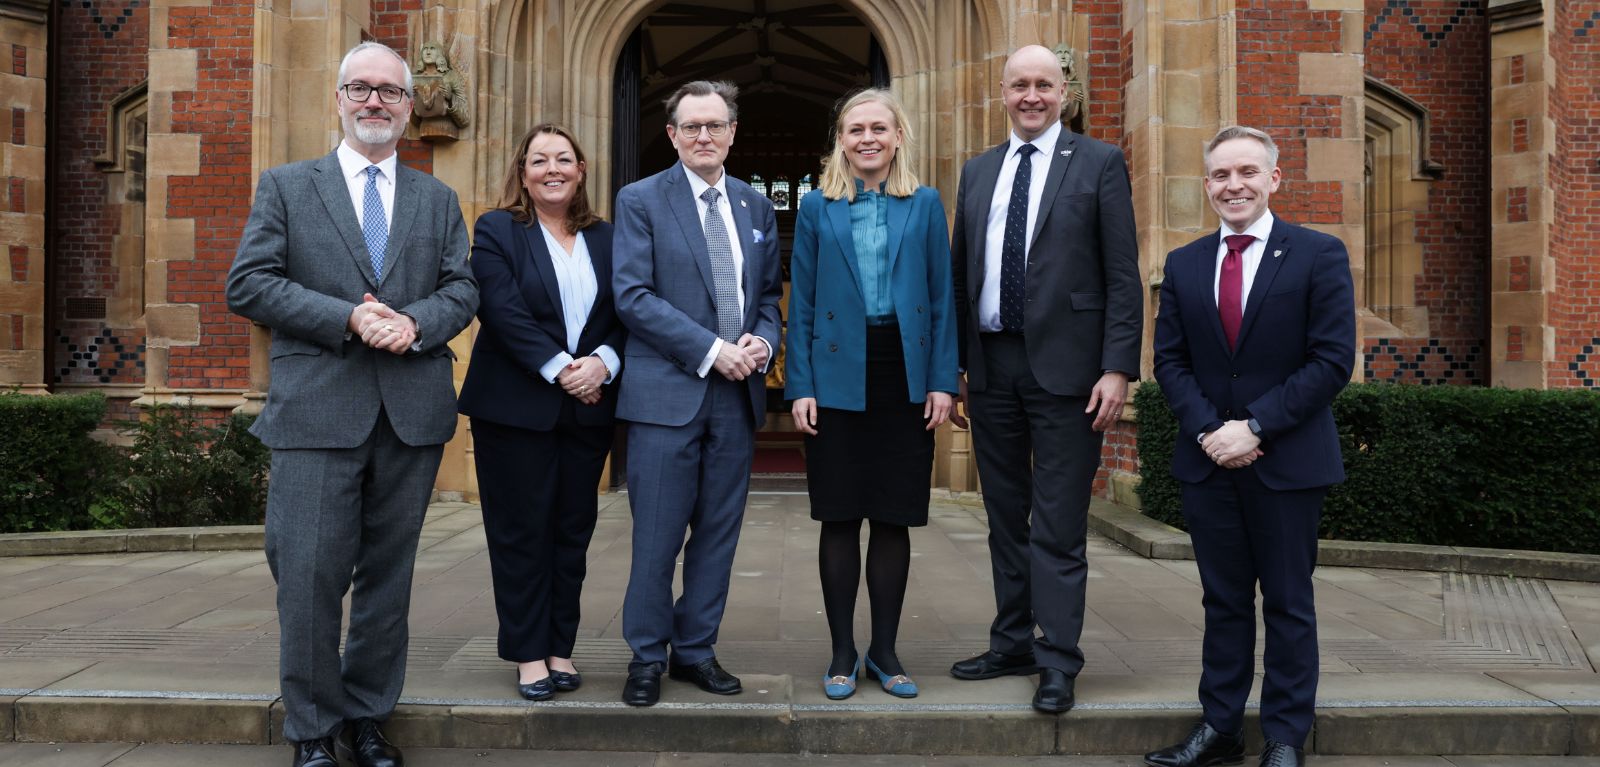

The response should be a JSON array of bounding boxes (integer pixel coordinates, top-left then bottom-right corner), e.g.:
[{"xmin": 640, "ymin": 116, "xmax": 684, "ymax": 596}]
[{"xmin": 353, "ymin": 116, "xmax": 403, "ymax": 145}]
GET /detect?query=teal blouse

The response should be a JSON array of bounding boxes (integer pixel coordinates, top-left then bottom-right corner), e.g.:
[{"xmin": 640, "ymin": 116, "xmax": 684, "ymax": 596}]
[{"xmin": 849, "ymin": 179, "xmax": 894, "ymax": 325}]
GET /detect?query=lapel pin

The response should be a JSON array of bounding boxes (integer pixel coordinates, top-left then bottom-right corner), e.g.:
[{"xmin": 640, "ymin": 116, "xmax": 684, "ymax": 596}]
[
  {"xmin": 1273, "ymin": 249, "xmax": 1283, "ymax": 259},
  {"xmin": 1061, "ymin": 149, "xmax": 1072, "ymax": 157},
  {"xmin": 740, "ymin": 199, "xmax": 748, "ymax": 208}
]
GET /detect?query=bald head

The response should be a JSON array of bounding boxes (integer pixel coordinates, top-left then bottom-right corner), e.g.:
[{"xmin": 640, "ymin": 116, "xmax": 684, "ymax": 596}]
[{"xmin": 1000, "ymin": 45, "xmax": 1064, "ymax": 141}]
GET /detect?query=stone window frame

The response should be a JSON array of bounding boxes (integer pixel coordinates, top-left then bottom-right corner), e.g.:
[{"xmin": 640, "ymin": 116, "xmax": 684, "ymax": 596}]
[{"xmin": 1363, "ymin": 77, "xmax": 1441, "ymax": 337}]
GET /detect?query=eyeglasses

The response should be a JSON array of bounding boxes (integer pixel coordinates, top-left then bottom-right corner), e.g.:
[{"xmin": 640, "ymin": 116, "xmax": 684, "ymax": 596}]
[
  {"xmin": 676, "ymin": 121, "xmax": 732, "ymax": 139},
  {"xmin": 341, "ymin": 83, "xmax": 409, "ymax": 105}
]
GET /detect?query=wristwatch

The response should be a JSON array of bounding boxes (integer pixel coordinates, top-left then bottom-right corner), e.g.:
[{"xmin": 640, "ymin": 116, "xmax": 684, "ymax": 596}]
[{"xmin": 1247, "ymin": 418, "xmax": 1262, "ymax": 436}]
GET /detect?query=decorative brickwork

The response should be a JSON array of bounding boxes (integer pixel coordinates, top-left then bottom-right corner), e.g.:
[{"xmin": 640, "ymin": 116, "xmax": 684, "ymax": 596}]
[
  {"xmin": 56, "ymin": 327, "xmax": 146, "ymax": 383},
  {"xmin": 1549, "ymin": 0, "xmax": 1600, "ymax": 388},
  {"xmin": 1364, "ymin": 337, "xmax": 1483, "ymax": 383}
]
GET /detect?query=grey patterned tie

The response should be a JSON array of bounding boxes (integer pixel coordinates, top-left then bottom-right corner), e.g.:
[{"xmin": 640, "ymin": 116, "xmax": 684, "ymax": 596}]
[{"xmin": 700, "ymin": 187, "xmax": 742, "ymax": 342}]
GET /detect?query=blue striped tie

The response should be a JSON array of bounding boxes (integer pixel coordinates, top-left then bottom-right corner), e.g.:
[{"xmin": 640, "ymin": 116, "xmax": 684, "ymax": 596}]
[{"xmin": 362, "ymin": 166, "xmax": 387, "ymax": 281}]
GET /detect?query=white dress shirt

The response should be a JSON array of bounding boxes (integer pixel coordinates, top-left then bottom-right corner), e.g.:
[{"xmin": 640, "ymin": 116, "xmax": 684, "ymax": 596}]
[
  {"xmin": 682, "ymin": 166, "xmax": 770, "ymax": 377},
  {"xmin": 978, "ymin": 120, "xmax": 1062, "ymax": 333},
  {"xmin": 1212, "ymin": 210, "xmax": 1276, "ymax": 314},
  {"xmin": 336, "ymin": 141, "xmax": 397, "ymax": 233},
  {"xmin": 534, "ymin": 224, "xmax": 620, "ymax": 385}
]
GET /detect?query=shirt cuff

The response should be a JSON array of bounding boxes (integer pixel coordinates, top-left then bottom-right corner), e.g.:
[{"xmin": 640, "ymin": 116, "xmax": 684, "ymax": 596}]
[
  {"xmin": 696, "ymin": 339, "xmax": 721, "ymax": 379},
  {"xmin": 592, "ymin": 345, "xmax": 621, "ymax": 384},
  {"xmin": 755, "ymin": 336, "xmax": 774, "ymax": 373},
  {"xmin": 539, "ymin": 352, "xmax": 576, "ymax": 383}
]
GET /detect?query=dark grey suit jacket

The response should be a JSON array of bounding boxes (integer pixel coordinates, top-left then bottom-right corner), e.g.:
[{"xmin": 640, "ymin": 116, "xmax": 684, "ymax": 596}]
[
  {"xmin": 226, "ymin": 150, "xmax": 479, "ymax": 449},
  {"xmin": 951, "ymin": 130, "xmax": 1143, "ymax": 395}
]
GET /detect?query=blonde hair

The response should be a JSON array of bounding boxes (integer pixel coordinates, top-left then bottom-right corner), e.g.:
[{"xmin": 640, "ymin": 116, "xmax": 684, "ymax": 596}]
[{"xmin": 818, "ymin": 88, "xmax": 920, "ymax": 201}]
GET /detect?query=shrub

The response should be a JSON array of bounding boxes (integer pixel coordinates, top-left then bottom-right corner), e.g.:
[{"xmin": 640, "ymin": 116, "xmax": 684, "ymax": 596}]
[
  {"xmin": 0, "ymin": 392, "xmax": 120, "ymax": 533},
  {"xmin": 116, "ymin": 406, "xmax": 269, "ymax": 528},
  {"xmin": 1135, "ymin": 381, "xmax": 1600, "ymax": 554}
]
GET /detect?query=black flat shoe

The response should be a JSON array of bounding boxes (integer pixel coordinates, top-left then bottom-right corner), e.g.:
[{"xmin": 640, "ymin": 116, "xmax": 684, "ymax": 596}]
[
  {"xmin": 623, "ymin": 662, "xmax": 664, "ymax": 706},
  {"xmin": 291, "ymin": 737, "xmax": 339, "ymax": 767},
  {"xmin": 1031, "ymin": 667, "xmax": 1075, "ymax": 714},
  {"xmin": 550, "ymin": 669, "xmax": 582, "ymax": 691},
  {"xmin": 950, "ymin": 649, "xmax": 1038, "ymax": 680},
  {"xmin": 516, "ymin": 672, "xmax": 554, "ymax": 701},
  {"xmin": 1145, "ymin": 721, "xmax": 1245, "ymax": 767},
  {"xmin": 668, "ymin": 657, "xmax": 742, "ymax": 695},
  {"xmin": 336, "ymin": 718, "xmax": 403, "ymax": 767}
]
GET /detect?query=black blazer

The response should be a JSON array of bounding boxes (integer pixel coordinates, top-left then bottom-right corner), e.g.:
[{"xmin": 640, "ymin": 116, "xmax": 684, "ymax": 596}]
[
  {"xmin": 951, "ymin": 129, "xmax": 1143, "ymax": 396},
  {"xmin": 458, "ymin": 211, "xmax": 624, "ymax": 430}
]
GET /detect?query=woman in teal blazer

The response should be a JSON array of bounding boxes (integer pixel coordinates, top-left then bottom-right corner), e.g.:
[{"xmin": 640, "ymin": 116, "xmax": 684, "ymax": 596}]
[{"xmin": 785, "ymin": 88, "xmax": 958, "ymax": 700}]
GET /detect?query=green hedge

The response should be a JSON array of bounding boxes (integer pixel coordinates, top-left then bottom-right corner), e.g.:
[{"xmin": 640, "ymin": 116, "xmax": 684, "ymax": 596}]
[
  {"xmin": 1134, "ymin": 381, "xmax": 1600, "ymax": 555},
  {"xmin": 0, "ymin": 395, "xmax": 269, "ymax": 534}
]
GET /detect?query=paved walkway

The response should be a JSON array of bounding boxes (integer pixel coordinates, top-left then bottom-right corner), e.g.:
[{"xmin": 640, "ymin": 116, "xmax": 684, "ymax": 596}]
[{"xmin": 5, "ymin": 493, "xmax": 1600, "ymax": 756}]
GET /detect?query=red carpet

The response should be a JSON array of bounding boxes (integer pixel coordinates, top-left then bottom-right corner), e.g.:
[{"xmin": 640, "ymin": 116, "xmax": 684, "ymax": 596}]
[{"xmin": 752, "ymin": 431, "xmax": 807, "ymax": 474}]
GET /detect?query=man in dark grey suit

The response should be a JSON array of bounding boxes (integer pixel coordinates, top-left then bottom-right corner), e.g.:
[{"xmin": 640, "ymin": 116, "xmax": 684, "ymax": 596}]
[
  {"xmin": 949, "ymin": 45, "xmax": 1143, "ymax": 714},
  {"xmin": 611, "ymin": 80, "xmax": 783, "ymax": 707},
  {"xmin": 226, "ymin": 42, "xmax": 477, "ymax": 767}
]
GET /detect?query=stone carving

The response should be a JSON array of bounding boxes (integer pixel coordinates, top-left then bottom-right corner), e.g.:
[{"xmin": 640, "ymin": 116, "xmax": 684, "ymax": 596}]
[
  {"xmin": 1054, "ymin": 43, "xmax": 1088, "ymax": 133},
  {"xmin": 411, "ymin": 41, "xmax": 471, "ymax": 142}
]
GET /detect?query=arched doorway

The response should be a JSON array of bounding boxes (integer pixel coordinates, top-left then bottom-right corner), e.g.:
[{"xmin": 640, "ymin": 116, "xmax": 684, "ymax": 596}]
[{"xmin": 607, "ymin": 1, "xmax": 888, "ymax": 487}]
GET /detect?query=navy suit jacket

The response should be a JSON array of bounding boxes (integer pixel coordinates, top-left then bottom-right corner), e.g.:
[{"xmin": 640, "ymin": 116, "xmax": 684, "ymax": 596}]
[
  {"xmin": 457, "ymin": 211, "xmax": 624, "ymax": 431},
  {"xmin": 612, "ymin": 163, "xmax": 784, "ymax": 428},
  {"xmin": 1152, "ymin": 216, "xmax": 1356, "ymax": 491},
  {"xmin": 784, "ymin": 186, "xmax": 959, "ymax": 410}
]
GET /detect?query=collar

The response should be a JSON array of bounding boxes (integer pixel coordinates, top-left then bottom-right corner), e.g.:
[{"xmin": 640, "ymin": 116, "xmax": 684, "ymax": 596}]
[
  {"xmin": 683, "ymin": 164, "xmax": 729, "ymax": 204},
  {"xmin": 1006, "ymin": 120, "xmax": 1063, "ymax": 160},
  {"xmin": 1219, "ymin": 209, "xmax": 1275, "ymax": 245},
  {"xmin": 852, "ymin": 177, "xmax": 888, "ymax": 195},
  {"xmin": 337, "ymin": 140, "xmax": 399, "ymax": 182}
]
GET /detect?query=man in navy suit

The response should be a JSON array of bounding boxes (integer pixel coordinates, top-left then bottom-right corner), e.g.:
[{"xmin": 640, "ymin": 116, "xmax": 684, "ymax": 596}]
[
  {"xmin": 611, "ymin": 80, "xmax": 784, "ymax": 707},
  {"xmin": 1147, "ymin": 126, "xmax": 1355, "ymax": 767}
]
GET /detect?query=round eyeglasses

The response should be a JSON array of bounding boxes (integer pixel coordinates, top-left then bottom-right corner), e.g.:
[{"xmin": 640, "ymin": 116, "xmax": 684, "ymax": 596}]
[{"xmin": 341, "ymin": 83, "xmax": 410, "ymax": 105}]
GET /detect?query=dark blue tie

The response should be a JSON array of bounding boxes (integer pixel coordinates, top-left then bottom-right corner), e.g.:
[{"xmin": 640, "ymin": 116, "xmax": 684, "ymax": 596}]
[{"xmin": 999, "ymin": 143, "xmax": 1036, "ymax": 333}]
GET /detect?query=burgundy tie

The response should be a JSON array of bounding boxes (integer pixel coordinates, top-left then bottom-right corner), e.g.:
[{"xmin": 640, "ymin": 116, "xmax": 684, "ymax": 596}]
[{"xmin": 1219, "ymin": 234, "xmax": 1254, "ymax": 351}]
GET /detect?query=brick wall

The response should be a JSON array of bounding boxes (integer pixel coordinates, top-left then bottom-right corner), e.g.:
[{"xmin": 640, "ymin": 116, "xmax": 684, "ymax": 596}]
[
  {"xmin": 1549, "ymin": 0, "xmax": 1600, "ymax": 388},
  {"xmin": 52, "ymin": 0, "xmax": 147, "ymax": 384},
  {"xmin": 1, "ymin": 17, "xmax": 46, "ymax": 386},
  {"xmin": 1364, "ymin": 0, "xmax": 1489, "ymax": 384},
  {"xmin": 372, "ymin": 0, "xmax": 431, "ymax": 175},
  {"xmin": 1079, "ymin": 0, "xmax": 1124, "ymax": 146}
]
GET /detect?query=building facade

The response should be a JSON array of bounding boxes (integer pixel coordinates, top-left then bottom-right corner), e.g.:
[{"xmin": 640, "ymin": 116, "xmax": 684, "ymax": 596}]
[{"xmin": 2, "ymin": 0, "xmax": 1596, "ymax": 500}]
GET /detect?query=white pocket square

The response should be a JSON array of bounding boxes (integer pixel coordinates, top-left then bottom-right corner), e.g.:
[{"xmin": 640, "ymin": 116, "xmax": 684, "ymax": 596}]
[{"xmin": 752, "ymin": 229, "xmax": 765, "ymax": 243}]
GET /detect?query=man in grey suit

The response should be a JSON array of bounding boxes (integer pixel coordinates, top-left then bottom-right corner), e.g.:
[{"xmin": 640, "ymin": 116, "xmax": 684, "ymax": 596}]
[
  {"xmin": 948, "ymin": 45, "xmax": 1143, "ymax": 714},
  {"xmin": 225, "ymin": 42, "xmax": 477, "ymax": 767},
  {"xmin": 611, "ymin": 80, "xmax": 783, "ymax": 707}
]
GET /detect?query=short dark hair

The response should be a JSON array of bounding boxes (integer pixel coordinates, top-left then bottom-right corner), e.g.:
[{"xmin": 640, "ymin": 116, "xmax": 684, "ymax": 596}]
[{"xmin": 664, "ymin": 80, "xmax": 740, "ymax": 126}]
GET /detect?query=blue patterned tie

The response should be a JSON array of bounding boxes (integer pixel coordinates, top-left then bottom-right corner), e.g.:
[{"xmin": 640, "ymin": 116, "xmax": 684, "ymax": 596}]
[
  {"xmin": 999, "ymin": 143, "xmax": 1036, "ymax": 333},
  {"xmin": 700, "ymin": 187, "xmax": 742, "ymax": 342},
  {"xmin": 362, "ymin": 166, "xmax": 387, "ymax": 281}
]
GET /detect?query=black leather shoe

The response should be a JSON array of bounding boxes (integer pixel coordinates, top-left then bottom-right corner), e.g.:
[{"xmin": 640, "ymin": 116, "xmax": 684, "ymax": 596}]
[
  {"xmin": 517, "ymin": 674, "xmax": 554, "ymax": 701},
  {"xmin": 1144, "ymin": 721, "xmax": 1246, "ymax": 767},
  {"xmin": 950, "ymin": 650, "xmax": 1038, "ymax": 680},
  {"xmin": 291, "ymin": 737, "xmax": 339, "ymax": 767},
  {"xmin": 1258, "ymin": 741, "xmax": 1305, "ymax": 767},
  {"xmin": 1031, "ymin": 667, "xmax": 1075, "ymax": 713},
  {"xmin": 668, "ymin": 657, "xmax": 742, "ymax": 695},
  {"xmin": 622, "ymin": 662, "xmax": 664, "ymax": 706},
  {"xmin": 336, "ymin": 718, "xmax": 403, "ymax": 767},
  {"xmin": 550, "ymin": 669, "xmax": 582, "ymax": 692}
]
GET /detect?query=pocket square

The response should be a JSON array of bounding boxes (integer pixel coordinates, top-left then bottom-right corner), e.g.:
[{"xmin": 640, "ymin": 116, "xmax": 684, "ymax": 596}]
[{"xmin": 752, "ymin": 229, "xmax": 765, "ymax": 243}]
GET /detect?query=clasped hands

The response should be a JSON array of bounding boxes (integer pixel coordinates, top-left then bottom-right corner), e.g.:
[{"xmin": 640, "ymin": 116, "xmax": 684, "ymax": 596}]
[
  {"xmin": 349, "ymin": 293, "xmax": 415, "ymax": 354},
  {"xmin": 557, "ymin": 356, "xmax": 608, "ymax": 405},
  {"xmin": 1201, "ymin": 419, "xmax": 1264, "ymax": 469},
  {"xmin": 712, "ymin": 334, "xmax": 770, "ymax": 381},
  {"xmin": 790, "ymin": 391, "xmax": 953, "ymax": 436}
]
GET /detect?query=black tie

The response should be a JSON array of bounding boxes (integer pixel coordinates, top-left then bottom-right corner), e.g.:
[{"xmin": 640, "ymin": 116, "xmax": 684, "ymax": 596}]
[{"xmin": 999, "ymin": 143, "xmax": 1037, "ymax": 333}]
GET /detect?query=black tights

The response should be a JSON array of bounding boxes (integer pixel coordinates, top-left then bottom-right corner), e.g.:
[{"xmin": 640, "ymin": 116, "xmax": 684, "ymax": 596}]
[{"xmin": 818, "ymin": 519, "xmax": 910, "ymax": 677}]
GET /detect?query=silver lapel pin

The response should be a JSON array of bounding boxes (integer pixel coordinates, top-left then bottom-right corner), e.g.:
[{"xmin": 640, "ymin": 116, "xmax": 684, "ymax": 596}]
[
  {"xmin": 1273, "ymin": 249, "xmax": 1283, "ymax": 258},
  {"xmin": 740, "ymin": 199, "xmax": 748, "ymax": 208},
  {"xmin": 1060, "ymin": 149, "xmax": 1072, "ymax": 157}
]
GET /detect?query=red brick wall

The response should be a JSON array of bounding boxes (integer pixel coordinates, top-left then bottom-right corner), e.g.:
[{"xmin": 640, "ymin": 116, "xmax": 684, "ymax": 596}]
[
  {"xmin": 372, "ymin": 0, "xmax": 432, "ymax": 174},
  {"xmin": 1549, "ymin": 0, "xmax": 1600, "ymax": 388},
  {"xmin": 1364, "ymin": 0, "xmax": 1488, "ymax": 384},
  {"xmin": 52, "ymin": 0, "xmax": 148, "ymax": 384},
  {"xmin": 1078, "ymin": 0, "xmax": 1124, "ymax": 146}
]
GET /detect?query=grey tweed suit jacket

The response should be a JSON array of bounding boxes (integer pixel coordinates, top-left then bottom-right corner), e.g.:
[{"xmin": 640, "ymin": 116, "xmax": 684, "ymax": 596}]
[{"xmin": 226, "ymin": 150, "xmax": 479, "ymax": 449}]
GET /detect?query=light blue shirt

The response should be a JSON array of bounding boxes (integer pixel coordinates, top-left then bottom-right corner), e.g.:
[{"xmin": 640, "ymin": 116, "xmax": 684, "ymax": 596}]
[
  {"xmin": 534, "ymin": 223, "xmax": 619, "ymax": 384},
  {"xmin": 849, "ymin": 179, "xmax": 895, "ymax": 326}
]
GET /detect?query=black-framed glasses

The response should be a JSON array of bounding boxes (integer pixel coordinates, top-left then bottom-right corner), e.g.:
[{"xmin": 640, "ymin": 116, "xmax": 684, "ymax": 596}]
[
  {"xmin": 676, "ymin": 121, "xmax": 731, "ymax": 139},
  {"xmin": 341, "ymin": 82, "xmax": 409, "ymax": 105}
]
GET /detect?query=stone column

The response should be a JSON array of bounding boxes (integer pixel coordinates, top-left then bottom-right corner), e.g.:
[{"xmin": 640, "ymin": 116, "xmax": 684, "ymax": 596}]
[{"xmin": 0, "ymin": 0, "xmax": 48, "ymax": 393}]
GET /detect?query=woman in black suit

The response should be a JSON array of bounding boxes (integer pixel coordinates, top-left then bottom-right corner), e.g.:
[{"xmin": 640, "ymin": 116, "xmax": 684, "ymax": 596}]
[{"xmin": 458, "ymin": 123, "xmax": 623, "ymax": 701}]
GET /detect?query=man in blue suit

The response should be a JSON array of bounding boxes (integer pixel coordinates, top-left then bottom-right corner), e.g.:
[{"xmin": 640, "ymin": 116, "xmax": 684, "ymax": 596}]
[
  {"xmin": 611, "ymin": 80, "xmax": 784, "ymax": 707},
  {"xmin": 1148, "ymin": 126, "xmax": 1356, "ymax": 767}
]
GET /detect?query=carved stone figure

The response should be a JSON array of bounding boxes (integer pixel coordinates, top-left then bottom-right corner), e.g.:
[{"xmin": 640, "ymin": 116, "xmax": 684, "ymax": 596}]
[
  {"xmin": 411, "ymin": 42, "xmax": 471, "ymax": 142},
  {"xmin": 1054, "ymin": 43, "xmax": 1088, "ymax": 133}
]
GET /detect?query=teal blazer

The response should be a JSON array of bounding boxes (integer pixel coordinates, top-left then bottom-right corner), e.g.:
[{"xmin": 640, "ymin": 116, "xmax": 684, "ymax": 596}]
[{"xmin": 785, "ymin": 186, "xmax": 959, "ymax": 411}]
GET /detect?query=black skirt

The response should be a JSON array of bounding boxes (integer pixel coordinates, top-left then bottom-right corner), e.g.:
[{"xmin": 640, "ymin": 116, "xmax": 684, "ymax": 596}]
[{"xmin": 804, "ymin": 324, "xmax": 934, "ymax": 526}]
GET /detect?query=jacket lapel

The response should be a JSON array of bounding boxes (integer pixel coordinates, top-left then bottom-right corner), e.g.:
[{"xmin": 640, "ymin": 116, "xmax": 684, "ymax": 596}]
[
  {"xmin": 965, "ymin": 144, "xmax": 1008, "ymax": 294},
  {"xmin": 1235, "ymin": 220, "xmax": 1290, "ymax": 354},
  {"xmin": 520, "ymin": 220, "xmax": 565, "ymax": 327},
  {"xmin": 885, "ymin": 192, "xmax": 913, "ymax": 279},
  {"xmin": 312, "ymin": 152, "xmax": 378, "ymax": 288},
  {"xmin": 583, "ymin": 224, "xmax": 612, "ymax": 327},
  {"xmin": 1029, "ymin": 131, "xmax": 1077, "ymax": 245},
  {"xmin": 380, "ymin": 164, "xmax": 420, "ymax": 289},
  {"xmin": 665, "ymin": 164, "xmax": 719, "ymax": 300},
  {"xmin": 1194, "ymin": 232, "xmax": 1230, "ymax": 354},
  {"xmin": 825, "ymin": 195, "xmax": 863, "ymax": 297}
]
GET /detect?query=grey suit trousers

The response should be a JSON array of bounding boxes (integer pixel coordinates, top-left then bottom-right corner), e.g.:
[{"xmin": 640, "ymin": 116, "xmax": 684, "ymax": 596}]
[{"xmin": 265, "ymin": 410, "xmax": 442, "ymax": 742}]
